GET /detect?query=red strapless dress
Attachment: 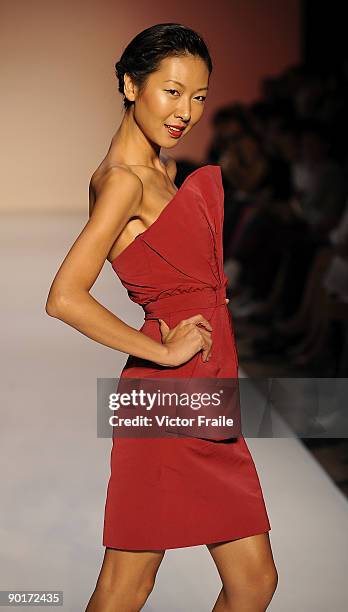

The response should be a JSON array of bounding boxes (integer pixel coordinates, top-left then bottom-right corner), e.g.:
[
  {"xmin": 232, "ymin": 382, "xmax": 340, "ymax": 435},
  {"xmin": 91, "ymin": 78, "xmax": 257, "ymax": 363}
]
[{"xmin": 103, "ymin": 165, "xmax": 271, "ymax": 550}]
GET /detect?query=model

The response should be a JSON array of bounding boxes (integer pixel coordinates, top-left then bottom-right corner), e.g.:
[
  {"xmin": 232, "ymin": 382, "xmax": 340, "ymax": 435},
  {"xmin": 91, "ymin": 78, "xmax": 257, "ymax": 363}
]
[{"xmin": 46, "ymin": 23, "xmax": 278, "ymax": 612}]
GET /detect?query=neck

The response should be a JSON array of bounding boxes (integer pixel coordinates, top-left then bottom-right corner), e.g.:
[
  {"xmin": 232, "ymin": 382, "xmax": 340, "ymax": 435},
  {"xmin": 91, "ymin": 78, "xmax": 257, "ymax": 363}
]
[{"xmin": 110, "ymin": 106, "xmax": 163, "ymax": 169}]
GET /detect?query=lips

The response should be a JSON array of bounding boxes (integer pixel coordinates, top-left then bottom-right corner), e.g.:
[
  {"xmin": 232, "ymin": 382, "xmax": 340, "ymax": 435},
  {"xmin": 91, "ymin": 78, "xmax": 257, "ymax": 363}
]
[
  {"xmin": 166, "ymin": 124, "xmax": 185, "ymax": 130},
  {"xmin": 164, "ymin": 124, "xmax": 185, "ymax": 138}
]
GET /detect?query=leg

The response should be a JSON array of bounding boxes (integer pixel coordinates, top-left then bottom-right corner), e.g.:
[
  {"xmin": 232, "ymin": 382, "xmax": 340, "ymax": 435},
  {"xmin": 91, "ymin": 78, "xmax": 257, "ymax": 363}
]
[
  {"xmin": 85, "ymin": 547, "xmax": 165, "ymax": 612},
  {"xmin": 207, "ymin": 533, "xmax": 278, "ymax": 611}
]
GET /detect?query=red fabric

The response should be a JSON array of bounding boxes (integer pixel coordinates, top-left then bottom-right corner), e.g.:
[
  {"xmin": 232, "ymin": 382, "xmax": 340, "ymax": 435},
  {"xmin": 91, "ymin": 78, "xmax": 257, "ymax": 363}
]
[{"xmin": 103, "ymin": 165, "xmax": 271, "ymax": 550}]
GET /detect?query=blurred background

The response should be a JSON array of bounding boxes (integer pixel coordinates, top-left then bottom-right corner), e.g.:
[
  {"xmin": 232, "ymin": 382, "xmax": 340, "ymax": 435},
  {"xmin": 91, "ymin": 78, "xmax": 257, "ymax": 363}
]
[
  {"xmin": 2, "ymin": 1, "xmax": 348, "ymax": 610},
  {"xmin": 1, "ymin": 0, "xmax": 299, "ymax": 212}
]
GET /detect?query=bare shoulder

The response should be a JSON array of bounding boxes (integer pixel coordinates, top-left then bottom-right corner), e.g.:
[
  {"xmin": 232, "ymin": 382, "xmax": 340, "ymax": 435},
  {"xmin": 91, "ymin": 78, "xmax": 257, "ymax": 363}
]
[
  {"xmin": 91, "ymin": 164, "xmax": 143, "ymax": 196},
  {"xmin": 89, "ymin": 164, "xmax": 143, "ymax": 219}
]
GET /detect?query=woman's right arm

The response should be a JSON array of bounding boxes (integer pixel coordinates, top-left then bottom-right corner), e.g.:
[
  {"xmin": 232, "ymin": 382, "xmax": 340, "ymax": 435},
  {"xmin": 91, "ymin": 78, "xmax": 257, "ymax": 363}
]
[
  {"xmin": 45, "ymin": 167, "xmax": 171, "ymax": 365},
  {"xmin": 45, "ymin": 167, "xmax": 212, "ymax": 367}
]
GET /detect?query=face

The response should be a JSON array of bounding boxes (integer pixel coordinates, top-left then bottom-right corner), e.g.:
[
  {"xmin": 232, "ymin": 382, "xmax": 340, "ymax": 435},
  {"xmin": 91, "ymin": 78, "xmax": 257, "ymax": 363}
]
[{"xmin": 124, "ymin": 54, "xmax": 210, "ymax": 147}]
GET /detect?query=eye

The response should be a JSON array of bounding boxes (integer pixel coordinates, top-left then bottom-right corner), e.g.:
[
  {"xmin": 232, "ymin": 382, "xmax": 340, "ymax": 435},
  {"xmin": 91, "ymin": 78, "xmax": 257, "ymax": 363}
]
[
  {"xmin": 165, "ymin": 89, "xmax": 180, "ymax": 96},
  {"xmin": 195, "ymin": 96, "xmax": 207, "ymax": 103}
]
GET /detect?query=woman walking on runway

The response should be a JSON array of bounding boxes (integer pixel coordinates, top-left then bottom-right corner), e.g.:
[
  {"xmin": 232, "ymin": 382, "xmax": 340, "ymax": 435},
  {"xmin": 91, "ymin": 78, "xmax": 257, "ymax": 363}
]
[{"xmin": 46, "ymin": 23, "xmax": 277, "ymax": 612}]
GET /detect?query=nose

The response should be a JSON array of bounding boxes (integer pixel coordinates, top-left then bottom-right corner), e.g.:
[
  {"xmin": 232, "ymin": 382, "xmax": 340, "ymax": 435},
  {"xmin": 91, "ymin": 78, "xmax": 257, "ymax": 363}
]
[{"xmin": 175, "ymin": 99, "xmax": 191, "ymax": 123}]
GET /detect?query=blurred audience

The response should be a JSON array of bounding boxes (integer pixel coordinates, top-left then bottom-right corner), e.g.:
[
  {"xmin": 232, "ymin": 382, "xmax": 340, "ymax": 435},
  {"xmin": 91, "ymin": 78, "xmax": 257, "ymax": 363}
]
[{"xmin": 201, "ymin": 62, "xmax": 348, "ymax": 374}]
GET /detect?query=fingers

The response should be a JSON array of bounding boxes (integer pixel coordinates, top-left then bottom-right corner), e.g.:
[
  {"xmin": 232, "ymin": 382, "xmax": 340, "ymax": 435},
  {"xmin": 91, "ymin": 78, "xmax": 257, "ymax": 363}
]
[
  {"xmin": 181, "ymin": 313, "xmax": 213, "ymax": 362},
  {"xmin": 158, "ymin": 318, "xmax": 170, "ymax": 340},
  {"xmin": 159, "ymin": 313, "xmax": 214, "ymax": 365},
  {"xmin": 182, "ymin": 313, "xmax": 213, "ymax": 332},
  {"xmin": 158, "ymin": 318, "xmax": 169, "ymax": 329},
  {"xmin": 195, "ymin": 326, "xmax": 212, "ymax": 362}
]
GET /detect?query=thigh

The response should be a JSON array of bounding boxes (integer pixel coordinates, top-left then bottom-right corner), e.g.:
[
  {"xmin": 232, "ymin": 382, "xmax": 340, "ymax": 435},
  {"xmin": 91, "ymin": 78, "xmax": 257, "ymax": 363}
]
[
  {"xmin": 96, "ymin": 547, "xmax": 166, "ymax": 591},
  {"xmin": 206, "ymin": 532, "xmax": 276, "ymax": 584}
]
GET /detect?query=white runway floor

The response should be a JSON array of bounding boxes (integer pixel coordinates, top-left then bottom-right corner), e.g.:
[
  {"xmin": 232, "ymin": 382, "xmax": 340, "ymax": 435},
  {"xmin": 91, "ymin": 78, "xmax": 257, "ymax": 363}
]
[{"xmin": 1, "ymin": 213, "xmax": 348, "ymax": 611}]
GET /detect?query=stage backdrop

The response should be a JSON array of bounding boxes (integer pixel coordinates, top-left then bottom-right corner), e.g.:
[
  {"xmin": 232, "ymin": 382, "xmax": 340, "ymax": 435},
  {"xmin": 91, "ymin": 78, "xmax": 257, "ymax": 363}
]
[{"xmin": 1, "ymin": 0, "xmax": 299, "ymax": 212}]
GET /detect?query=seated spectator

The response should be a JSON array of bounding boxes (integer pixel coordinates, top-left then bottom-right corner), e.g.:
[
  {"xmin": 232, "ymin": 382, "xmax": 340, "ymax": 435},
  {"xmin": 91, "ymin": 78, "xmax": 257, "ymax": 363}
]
[
  {"xmin": 253, "ymin": 199, "xmax": 348, "ymax": 366},
  {"xmin": 293, "ymin": 119, "xmax": 347, "ymax": 238},
  {"xmin": 322, "ymin": 202, "xmax": 348, "ymax": 303}
]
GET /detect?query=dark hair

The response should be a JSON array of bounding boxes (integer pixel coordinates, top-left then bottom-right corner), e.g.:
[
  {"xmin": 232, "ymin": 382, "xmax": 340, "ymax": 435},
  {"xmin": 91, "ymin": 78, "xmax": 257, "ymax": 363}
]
[
  {"xmin": 211, "ymin": 103, "xmax": 250, "ymax": 130},
  {"xmin": 115, "ymin": 23, "xmax": 213, "ymax": 110}
]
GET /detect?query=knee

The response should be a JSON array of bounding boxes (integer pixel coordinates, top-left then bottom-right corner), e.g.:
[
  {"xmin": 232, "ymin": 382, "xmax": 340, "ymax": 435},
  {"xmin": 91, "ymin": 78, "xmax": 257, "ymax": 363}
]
[
  {"xmin": 260, "ymin": 564, "xmax": 279, "ymax": 597},
  {"xmin": 121, "ymin": 576, "xmax": 156, "ymax": 608},
  {"xmin": 229, "ymin": 562, "xmax": 278, "ymax": 607},
  {"xmin": 130, "ymin": 578, "xmax": 156, "ymax": 610},
  {"xmin": 248, "ymin": 563, "xmax": 279, "ymax": 606},
  {"xmin": 91, "ymin": 576, "xmax": 156, "ymax": 611},
  {"xmin": 138, "ymin": 576, "xmax": 156, "ymax": 602}
]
